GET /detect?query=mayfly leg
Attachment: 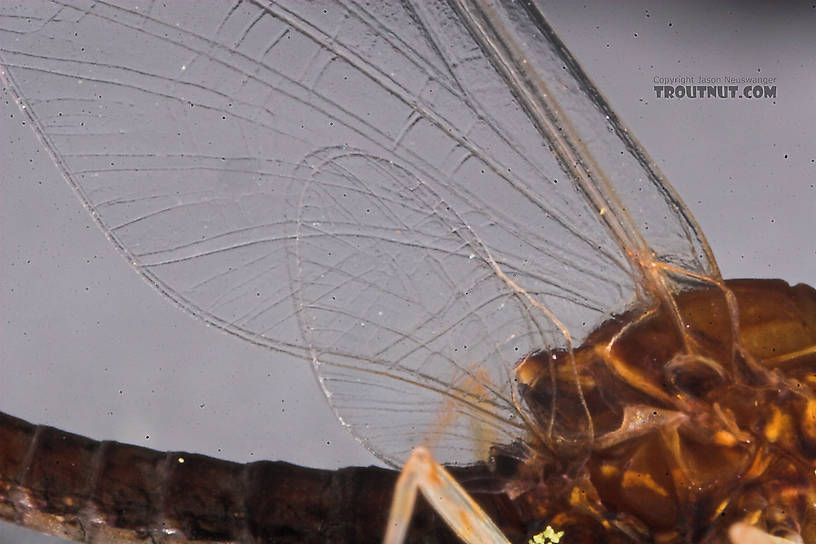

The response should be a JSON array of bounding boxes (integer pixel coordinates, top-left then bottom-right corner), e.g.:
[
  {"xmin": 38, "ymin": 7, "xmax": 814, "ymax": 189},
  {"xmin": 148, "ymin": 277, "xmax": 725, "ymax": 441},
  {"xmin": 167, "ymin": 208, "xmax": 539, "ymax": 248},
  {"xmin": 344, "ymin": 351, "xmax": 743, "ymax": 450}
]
[
  {"xmin": 729, "ymin": 522, "xmax": 801, "ymax": 544},
  {"xmin": 383, "ymin": 446, "xmax": 511, "ymax": 544}
]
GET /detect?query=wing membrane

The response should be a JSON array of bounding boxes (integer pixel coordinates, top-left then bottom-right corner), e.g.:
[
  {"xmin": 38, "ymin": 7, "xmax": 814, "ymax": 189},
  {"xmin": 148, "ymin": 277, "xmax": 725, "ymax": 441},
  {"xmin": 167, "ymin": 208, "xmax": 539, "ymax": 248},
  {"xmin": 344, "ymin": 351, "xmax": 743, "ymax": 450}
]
[{"xmin": 0, "ymin": 0, "xmax": 717, "ymax": 465}]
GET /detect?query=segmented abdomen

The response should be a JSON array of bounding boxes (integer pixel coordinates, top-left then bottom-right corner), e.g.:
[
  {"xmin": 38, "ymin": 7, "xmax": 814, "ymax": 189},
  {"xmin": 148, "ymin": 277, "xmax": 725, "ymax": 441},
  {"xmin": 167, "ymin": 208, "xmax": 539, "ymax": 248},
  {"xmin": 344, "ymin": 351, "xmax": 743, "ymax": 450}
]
[{"xmin": 0, "ymin": 412, "xmax": 481, "ymax": 543}]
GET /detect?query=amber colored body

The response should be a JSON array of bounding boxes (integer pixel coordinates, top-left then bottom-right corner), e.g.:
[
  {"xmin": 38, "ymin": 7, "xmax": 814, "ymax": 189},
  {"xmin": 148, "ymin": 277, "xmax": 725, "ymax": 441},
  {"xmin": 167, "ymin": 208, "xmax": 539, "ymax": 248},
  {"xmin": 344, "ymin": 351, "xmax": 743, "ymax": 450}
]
[{"xmin": 511, "ymin": 278, "xmax": 816, "ymax": 543}]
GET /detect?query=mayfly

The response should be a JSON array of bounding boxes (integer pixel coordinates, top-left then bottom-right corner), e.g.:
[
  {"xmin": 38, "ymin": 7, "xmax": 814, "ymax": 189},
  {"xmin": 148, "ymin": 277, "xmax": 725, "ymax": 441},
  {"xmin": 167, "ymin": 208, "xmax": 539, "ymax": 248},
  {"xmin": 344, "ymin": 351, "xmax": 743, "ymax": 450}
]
[{"xmin": 0, "ymin": 2, "xmax": 813, "ymax": 544}]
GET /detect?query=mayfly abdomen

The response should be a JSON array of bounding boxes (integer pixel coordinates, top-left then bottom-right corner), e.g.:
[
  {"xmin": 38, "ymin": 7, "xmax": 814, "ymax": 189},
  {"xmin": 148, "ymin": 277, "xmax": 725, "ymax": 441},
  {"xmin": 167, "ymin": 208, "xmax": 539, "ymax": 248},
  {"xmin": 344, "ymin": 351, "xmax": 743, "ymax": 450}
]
[
  {"xmin": 511, "ymin": 278, "xmax": 816, "ymax": 543},
  {"xmin": 0, "ymin": 411, "xmax": 495, "ymax": 544}
]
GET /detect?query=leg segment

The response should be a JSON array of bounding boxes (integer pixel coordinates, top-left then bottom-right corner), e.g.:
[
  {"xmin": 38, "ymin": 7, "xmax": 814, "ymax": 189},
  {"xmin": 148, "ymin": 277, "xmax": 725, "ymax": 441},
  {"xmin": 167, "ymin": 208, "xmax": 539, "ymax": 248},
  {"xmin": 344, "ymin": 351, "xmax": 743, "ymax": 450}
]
[
  {"xmin": 383, "ymin": 447, "xmax": 511, "ymax": 544},
  {"xmin": 729, "ymin": 523, "xmax": 801, "ymax": 544}
]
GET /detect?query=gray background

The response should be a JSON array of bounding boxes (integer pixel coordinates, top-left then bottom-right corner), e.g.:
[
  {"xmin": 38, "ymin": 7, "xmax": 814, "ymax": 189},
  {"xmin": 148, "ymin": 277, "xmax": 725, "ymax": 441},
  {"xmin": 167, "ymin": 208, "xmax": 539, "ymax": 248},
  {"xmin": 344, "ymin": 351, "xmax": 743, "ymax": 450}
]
[{"xmin": 1, "ymin": 1, "xmax": 814, "ymax": 542}]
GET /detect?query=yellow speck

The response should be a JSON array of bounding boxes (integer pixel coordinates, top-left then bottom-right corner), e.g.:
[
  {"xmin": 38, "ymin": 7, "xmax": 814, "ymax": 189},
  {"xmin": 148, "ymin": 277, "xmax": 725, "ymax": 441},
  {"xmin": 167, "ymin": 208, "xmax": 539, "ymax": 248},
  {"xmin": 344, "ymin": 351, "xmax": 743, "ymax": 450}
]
[
  {"xmin": 621, "ymin": 470, "xmax": 669, "ymax": 497},
  {"xmin": 177, "ymin": 457, "xmax": 185, "ymax": 463},
  {"xmin": 801, "ymin": 399, "xmax": 816, "ymax": 440},
  {"xmin": 599, "ymin": 463, "xmax": 619, "ymax": 479},
  {"xmin": 763, "ymin": 405, "xmax": 793, "ymax": 445},
  {"xmin": 529, "ymin": 525, "xmax": 565, "ymax": 544},
  {"xmin": 712, "ymin": 498, "xmax": 730, "ymax": 518},
  {"xmin": 744, "ymin": 509, "xmax": 762, "ymax": 526},
  {"xmin": 764, "ymin": 407, "xmax": 782, "ymax": 442},
  {"xmin": 713, "ymin": 430, "xmax": 737, "ymax": 447}
]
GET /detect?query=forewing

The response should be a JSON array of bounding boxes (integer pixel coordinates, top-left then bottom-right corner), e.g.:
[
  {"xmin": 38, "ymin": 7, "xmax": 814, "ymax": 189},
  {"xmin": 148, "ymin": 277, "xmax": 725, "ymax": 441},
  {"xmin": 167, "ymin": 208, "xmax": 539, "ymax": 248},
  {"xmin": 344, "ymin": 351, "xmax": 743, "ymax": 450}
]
[{"xmin": 0, "ymin": 0, "xmax": 717, "ymax": 466}]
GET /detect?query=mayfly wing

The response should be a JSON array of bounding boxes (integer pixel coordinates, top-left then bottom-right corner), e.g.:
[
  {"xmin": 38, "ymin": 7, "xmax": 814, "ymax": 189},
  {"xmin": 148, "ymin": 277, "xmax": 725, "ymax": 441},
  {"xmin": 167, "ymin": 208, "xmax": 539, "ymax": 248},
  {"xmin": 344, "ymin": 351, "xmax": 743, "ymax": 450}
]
[{"xmin": 0, "ymin": 0, "xmax": 717, "ymax": 468}]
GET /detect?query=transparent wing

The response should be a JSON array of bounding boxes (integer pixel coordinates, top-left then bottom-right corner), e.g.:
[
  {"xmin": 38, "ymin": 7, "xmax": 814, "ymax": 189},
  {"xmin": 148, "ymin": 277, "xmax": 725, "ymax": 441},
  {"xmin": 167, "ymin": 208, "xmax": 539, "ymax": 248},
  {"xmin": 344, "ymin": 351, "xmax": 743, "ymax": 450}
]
[{"xmin": 0, "ymin": 0, "xmax": 718, "ymax": 466}]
